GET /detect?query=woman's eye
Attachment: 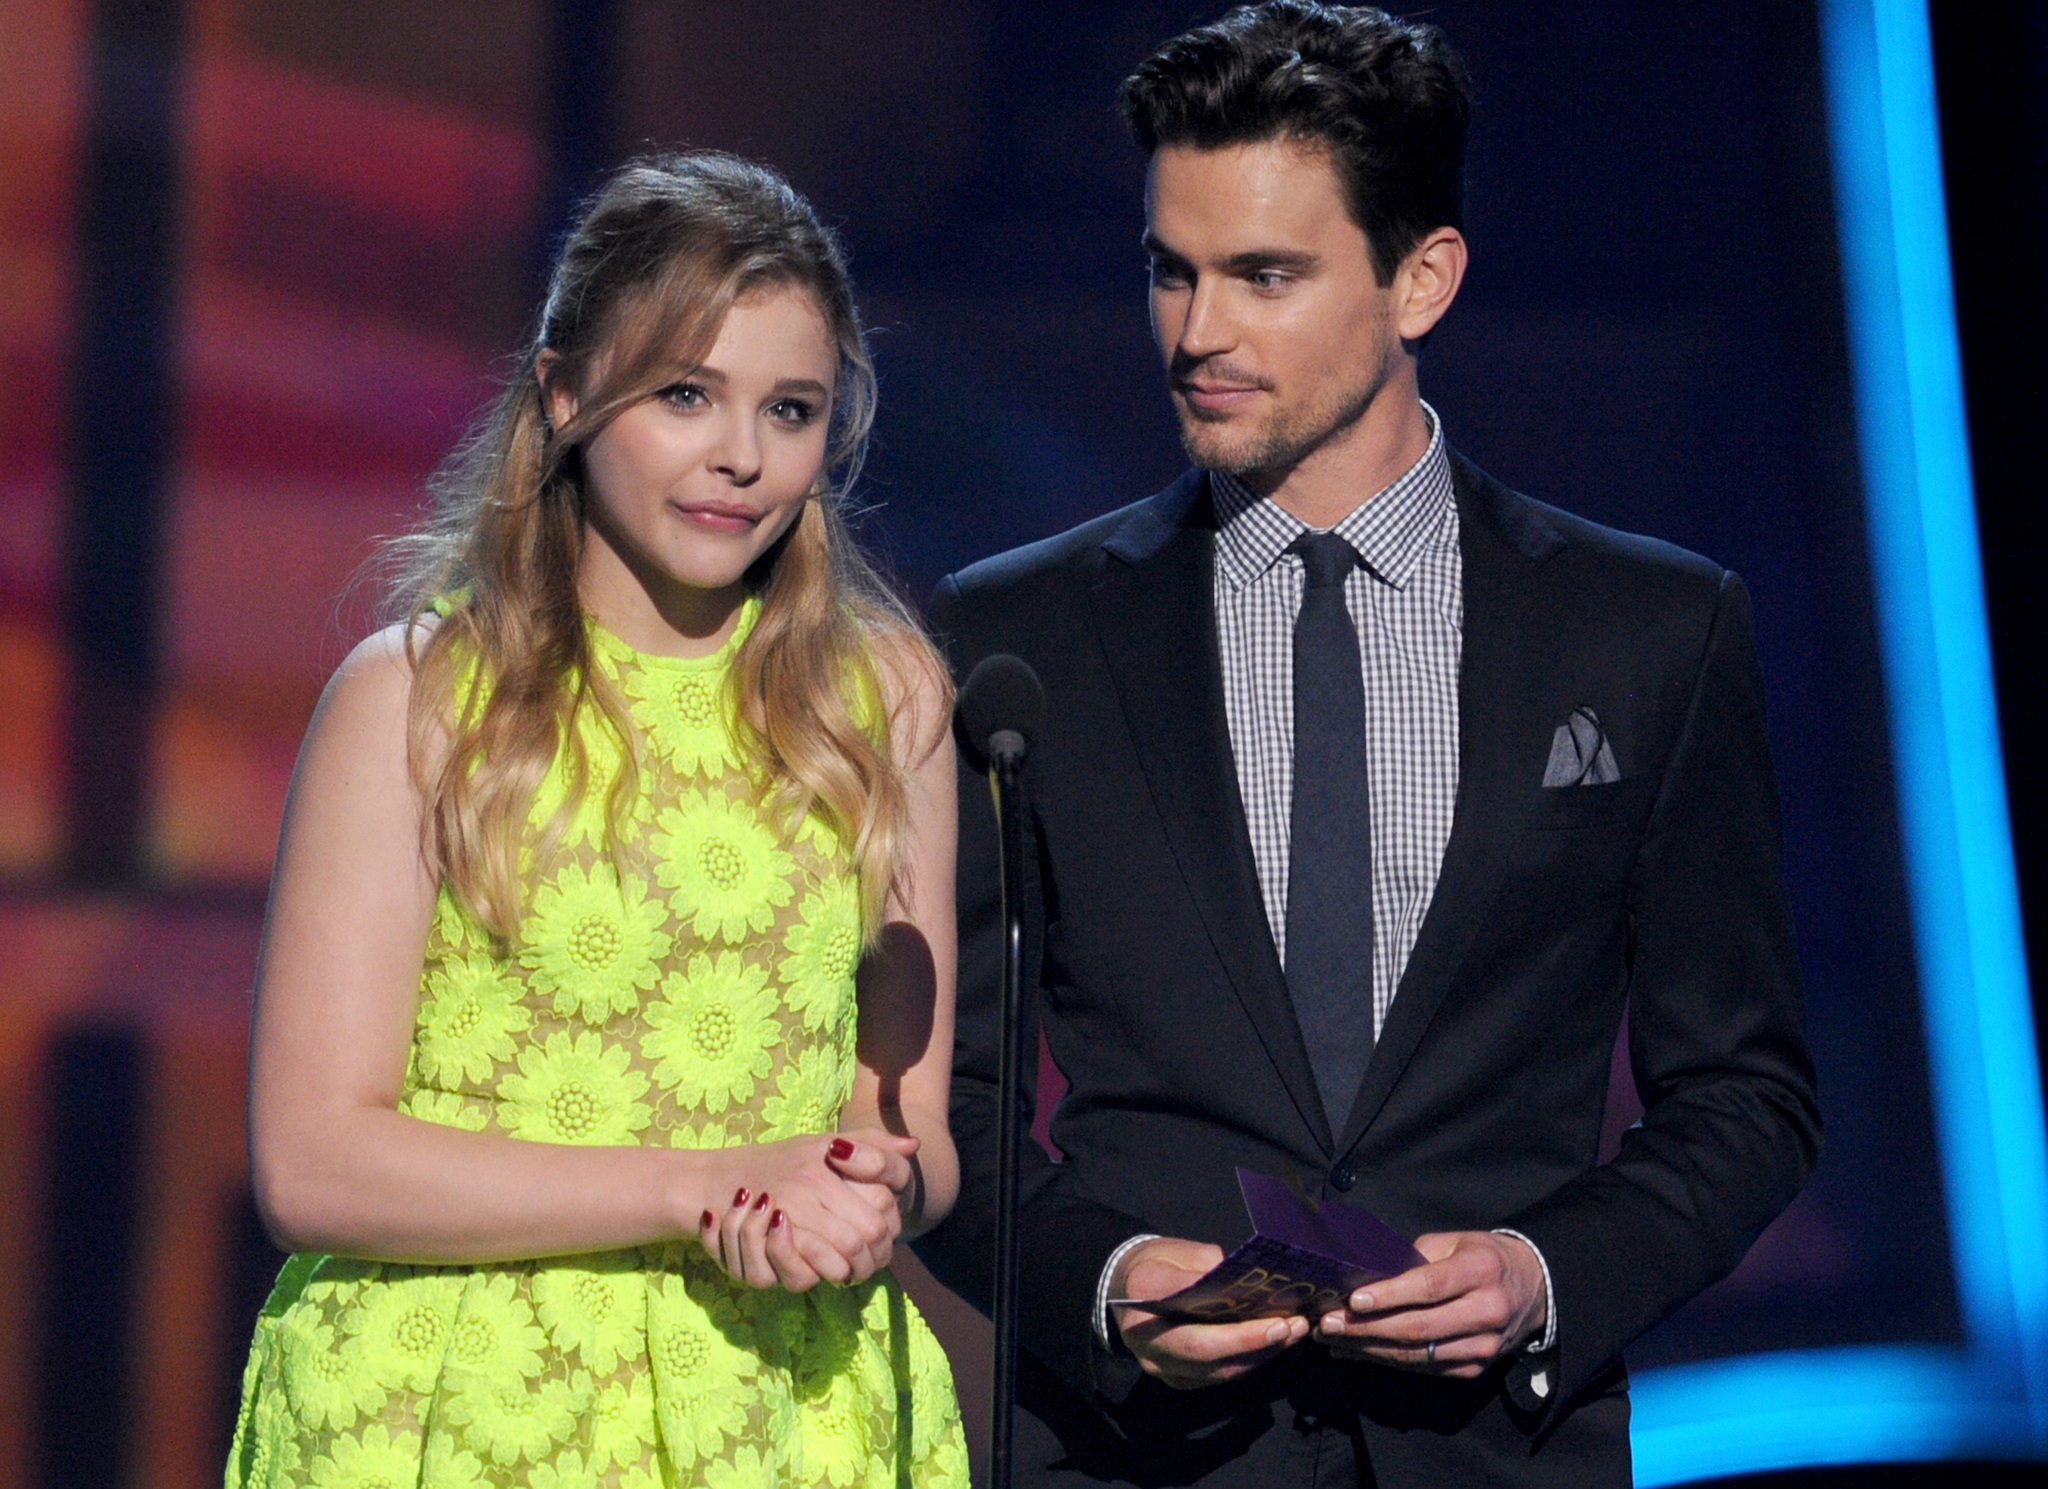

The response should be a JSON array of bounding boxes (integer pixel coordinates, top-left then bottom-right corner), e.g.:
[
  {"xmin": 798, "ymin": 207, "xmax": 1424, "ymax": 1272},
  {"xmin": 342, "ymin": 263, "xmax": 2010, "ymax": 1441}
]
[
  {"xmin": 768, "ymin": 398, "xmax": 818, "ymax": 426},
  {"xmin": 658, "ymin": 383, "xmax": 707, "ymax": 410}
]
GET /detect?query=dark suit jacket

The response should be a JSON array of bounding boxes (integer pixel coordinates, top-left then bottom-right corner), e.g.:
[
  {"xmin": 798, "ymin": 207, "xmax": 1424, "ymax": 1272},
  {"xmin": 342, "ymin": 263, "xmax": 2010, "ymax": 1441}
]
[{"xmin": 914, "ymin": 455, "xmax": 1822, "ymax": 1488}]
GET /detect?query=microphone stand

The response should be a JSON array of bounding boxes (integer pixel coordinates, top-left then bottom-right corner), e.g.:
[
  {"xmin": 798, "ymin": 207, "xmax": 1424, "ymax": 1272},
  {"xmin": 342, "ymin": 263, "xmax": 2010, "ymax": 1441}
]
[{"xmin": 987, "ymin": 730, "xmax": 1028, "ymax": 1489}]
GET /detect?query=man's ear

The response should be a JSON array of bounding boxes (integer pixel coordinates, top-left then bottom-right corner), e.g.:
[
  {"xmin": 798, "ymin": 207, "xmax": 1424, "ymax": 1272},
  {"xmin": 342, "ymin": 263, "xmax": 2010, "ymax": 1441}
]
[
  {"xmin": 1393, "ymin": 227, "xmax": 1468, "ymax": 343},
  {"xmin": 536, "ymin": 349, "xmax": 578, "ymax": 432}
]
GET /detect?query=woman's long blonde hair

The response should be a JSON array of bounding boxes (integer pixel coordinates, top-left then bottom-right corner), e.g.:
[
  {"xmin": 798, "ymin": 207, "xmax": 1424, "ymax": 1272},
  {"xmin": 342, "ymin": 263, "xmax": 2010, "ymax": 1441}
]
[{"xmin": 382, "ymin": 152, "xmax": 946, "ymax": 942}]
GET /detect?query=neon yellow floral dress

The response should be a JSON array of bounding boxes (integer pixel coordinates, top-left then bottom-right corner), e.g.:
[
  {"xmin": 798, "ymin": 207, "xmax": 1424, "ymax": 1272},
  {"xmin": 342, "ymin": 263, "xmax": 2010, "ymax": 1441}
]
[{"xmin": 226, "ymin": 601, "xmax": 969, "ymax": 1489}]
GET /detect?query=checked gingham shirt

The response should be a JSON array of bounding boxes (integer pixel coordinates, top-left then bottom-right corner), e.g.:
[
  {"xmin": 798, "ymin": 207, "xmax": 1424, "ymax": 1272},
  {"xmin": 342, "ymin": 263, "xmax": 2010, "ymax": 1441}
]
[{"xmin": 1211, "ymin": 400, "xmax": 1460, "ymax": 1037}]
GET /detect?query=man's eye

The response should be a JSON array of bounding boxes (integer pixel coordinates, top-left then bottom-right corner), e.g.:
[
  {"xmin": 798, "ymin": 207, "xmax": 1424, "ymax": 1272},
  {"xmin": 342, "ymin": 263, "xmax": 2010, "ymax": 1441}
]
[
  {"xmin": 1250, "ymin": 270, "xmax": 1292, "ymax": 290},
  {"xmin": 1148, "ymin": 259, "xmax": 1189, "ymax": 287}
]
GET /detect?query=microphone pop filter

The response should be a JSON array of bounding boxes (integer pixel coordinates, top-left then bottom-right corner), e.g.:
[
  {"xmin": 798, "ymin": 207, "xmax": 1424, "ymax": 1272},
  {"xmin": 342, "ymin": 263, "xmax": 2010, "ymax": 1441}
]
[{"xmin": 957, "ymin": 653, "xmax": 1045, "ymax": 767}]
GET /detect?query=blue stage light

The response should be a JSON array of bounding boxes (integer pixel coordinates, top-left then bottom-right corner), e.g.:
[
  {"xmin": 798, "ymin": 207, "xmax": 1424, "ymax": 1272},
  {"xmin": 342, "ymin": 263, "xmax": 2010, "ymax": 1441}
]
[{"xmin": 1632, "ymin": 0, "xmax": 2048, "ymax": 1479}]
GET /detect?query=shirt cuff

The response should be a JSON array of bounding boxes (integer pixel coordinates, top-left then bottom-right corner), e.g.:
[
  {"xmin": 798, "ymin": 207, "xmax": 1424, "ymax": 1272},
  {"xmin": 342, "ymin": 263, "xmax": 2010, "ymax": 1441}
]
[
  {"xmin": 1093, "ymin": 1233, "xmax": 1163, "ymax": 1350},
  {"xmin": 1491, "ymin": 1228, "xmax": 1557, "ymax": 1355}
]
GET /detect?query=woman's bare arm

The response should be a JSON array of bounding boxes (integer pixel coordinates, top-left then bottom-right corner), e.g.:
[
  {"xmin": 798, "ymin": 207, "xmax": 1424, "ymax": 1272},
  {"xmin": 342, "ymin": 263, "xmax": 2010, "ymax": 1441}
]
[
  {"xmin": 840, "ymin": 636, "xmax": 961, "ymax": 1237},
  {"xmin": 247, "ymin": 625, "xmax": 893, "ymax": 1265}
]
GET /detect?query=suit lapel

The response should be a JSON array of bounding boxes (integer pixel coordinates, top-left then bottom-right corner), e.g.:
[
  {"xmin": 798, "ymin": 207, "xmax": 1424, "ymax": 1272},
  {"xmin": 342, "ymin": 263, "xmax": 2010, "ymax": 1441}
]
[
  {"xmin": 1335, "ymin": 456, "xmax": 1568, "ymax": 1155},
  {"xmin": 1091, "ymin": 473, "xmax": 1335, "ymax": 1156}
]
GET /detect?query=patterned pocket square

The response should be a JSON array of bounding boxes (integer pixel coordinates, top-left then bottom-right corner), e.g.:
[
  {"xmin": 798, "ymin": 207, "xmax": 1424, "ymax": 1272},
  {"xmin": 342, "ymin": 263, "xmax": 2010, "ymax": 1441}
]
[{"xmin": 1543, "ymin": 707, "xmax": 1621, "ymax": 787}]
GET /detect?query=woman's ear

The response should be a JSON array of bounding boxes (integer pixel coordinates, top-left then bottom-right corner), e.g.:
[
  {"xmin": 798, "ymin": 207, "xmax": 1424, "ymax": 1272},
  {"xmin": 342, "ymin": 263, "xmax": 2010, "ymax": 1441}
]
[{"xmin": 536, "ymin": 350, "xmax": 578, "ymax": 432}]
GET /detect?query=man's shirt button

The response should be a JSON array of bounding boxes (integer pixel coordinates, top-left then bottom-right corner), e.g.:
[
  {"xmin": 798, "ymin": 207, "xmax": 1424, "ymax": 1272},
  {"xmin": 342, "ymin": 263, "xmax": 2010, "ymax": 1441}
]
[{"xmin": 1330, "ymin": 1162, "xmax": 1358, "ymax": 1192}]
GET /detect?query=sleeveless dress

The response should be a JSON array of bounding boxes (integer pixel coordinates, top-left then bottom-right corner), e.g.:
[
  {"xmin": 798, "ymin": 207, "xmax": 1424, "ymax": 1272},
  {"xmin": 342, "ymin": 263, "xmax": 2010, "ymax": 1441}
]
[{"xmin": 226, "ymin": 602, "xmax": 970, "ymax": 1489}]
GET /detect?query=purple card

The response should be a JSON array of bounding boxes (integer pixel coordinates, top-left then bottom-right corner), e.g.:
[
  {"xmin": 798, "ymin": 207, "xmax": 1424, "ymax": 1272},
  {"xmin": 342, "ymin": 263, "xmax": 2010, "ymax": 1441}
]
[{"xmin": 1108, "ymin": 1168, "xmax": 1427, "ymax": 1324}]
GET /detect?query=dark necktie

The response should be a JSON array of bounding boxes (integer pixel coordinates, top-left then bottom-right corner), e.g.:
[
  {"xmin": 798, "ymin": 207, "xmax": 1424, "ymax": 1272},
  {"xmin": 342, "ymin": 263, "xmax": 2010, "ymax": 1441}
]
[{"xmin": 1285, "ymin": 531, "xmax": 1375, "ymax": 1132}]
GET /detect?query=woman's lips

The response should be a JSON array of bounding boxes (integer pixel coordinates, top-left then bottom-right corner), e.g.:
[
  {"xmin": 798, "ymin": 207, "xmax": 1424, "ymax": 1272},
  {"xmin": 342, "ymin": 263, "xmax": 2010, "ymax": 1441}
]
[{"xmin": 670, "ymin": 501, "xmax": 762, "ymax": 533}]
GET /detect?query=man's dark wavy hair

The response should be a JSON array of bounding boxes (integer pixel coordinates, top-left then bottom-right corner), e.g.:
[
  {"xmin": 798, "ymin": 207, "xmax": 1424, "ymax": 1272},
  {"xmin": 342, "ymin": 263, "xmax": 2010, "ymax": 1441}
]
[{"xmin": 1118, "ymin": 1, "xmax": 1472, "ymax": 285}]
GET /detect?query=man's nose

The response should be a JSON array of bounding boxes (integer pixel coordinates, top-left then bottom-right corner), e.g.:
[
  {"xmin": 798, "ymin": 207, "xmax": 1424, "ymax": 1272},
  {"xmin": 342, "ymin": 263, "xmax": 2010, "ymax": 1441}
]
[{"xmin": 1177, "ymin": 275, "xmax": 1234, "ymax": 358}]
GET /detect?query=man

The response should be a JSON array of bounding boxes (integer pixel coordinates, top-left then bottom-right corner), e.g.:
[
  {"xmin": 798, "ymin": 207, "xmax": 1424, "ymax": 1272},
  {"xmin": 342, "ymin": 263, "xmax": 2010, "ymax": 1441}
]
[{"xmin": 914, "ymin": 4, "xmax": 1822, "ymax": 1485}]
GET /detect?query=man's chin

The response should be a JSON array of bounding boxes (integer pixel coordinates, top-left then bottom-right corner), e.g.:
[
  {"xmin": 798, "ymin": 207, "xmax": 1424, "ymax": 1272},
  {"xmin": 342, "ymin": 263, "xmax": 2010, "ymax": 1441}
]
[{"xmin": 1177, "ymin": 418, "xmax": 1284, "ymax": 479}]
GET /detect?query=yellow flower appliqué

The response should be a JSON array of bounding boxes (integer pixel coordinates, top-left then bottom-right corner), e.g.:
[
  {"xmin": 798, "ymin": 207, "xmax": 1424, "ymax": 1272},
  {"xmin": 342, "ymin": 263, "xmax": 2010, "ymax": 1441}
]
[
  {"xmin": 414, "ymin": 952, "xmax": 532, "ymax": 1087},
  {"xmin": 421, "ymin": 1430, "xmax": 491, "ymax": 1489},
  {"xmin": 445, "ymin": 1273, "xmax": 547, "ymax": 1379},
  {"xmin": 781, "ymin": 875, "xmax": 864, "ymax": 1034},
  {"xmin": 646, "ymin": 1300, "xmax": 754, "ymax": 1466},
  {"xmin": 705, "ymin": 1444, "xmax": 781, "ymax": 1489},
  {"xmin": 447, "ymin": 1371, "xmax": 587, "ymax": 1467},
  {"xmin": 652, "ymin": 792, "xmax": 796, "ymax": 945},
  {"xmin": 533, "ymin": 1253, "xmax": 648, "ymax": 1374},
  {"xmin": 341, "ymin": 1268, "xmax": 464, "ymax": 1395},
  {"xmin": 497, "ymin": 1030, "xmax": 654, "ymax": 1145},
  {"xmin": 306, "ymin": 1423, "xmax": 419, "ymax": 1489},
  {"xmin": 520, "ymin": 861, "xmax": 672, "ymax": 1023},
  {"xmin": 278, "ymin": 1315, "xmax": 386, "ymax": 1433},
  {"xmin": 668, "ymin": 1117, "xmax": 740, "ymax": 1151},
  {"xmin": 623, "ymin": 662, "xmax": 738, "ymax": 780},
  {"xmin": 907, "ymin": 1320, "xmax": 964, "ymax": 1464},
  {"xmin": 430, "ymin": 889, "xmax": 489, "ymax": 958},
  {"xmin": 401, "ymin": 1086, "xmax": 489, "ymax": 1131},
  {"xmin": 798, "ymin": 1371, "xmax": 877, "ymax": 1489},
  {"xmin": 526, "ymin": 1445, "xmax": 612, "ymax": 1489},
  {"xmin": 759, "ymin": 1043, "xmax": 850, "ymax": 1140},
  {"xmin": 588, "ymin": 1373, "xmax": 658, "ymax": 1474},
  {"xmin": 641, "ymin": 951, "xmax": 781, "ymax": 1114}
]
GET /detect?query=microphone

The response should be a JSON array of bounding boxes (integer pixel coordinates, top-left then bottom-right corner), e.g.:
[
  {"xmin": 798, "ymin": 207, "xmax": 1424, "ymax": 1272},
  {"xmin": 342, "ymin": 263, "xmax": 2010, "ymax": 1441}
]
[
  {"xmin": 958, "ymin": 653, "xmax": 1045, "ymax": 768},
  {"xmin": 954, "ymin": 650, "xmax": 1045, "ymax": 1489}
]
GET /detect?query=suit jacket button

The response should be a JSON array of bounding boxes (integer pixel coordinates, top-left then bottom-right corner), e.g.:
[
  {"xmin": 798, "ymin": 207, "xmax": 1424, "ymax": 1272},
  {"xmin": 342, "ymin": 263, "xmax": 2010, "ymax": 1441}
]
[{"xmin": 1330, "ymin": 1162, "xmax": 1358, "ymax": 1192}]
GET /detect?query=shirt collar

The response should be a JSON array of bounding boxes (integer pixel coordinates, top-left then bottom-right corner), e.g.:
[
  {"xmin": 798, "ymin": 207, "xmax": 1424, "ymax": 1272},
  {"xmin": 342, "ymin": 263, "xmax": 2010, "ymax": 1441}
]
[{"xmin": 1211, "ymin": 400, "xmax": 1454, "ymax": 592}]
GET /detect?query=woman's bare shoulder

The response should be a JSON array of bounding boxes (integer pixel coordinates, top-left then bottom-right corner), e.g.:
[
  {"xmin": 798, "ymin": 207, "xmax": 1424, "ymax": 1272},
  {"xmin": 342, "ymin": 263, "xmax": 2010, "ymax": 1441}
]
[{"xmin": 306, "ymin": 616, "xmax": 443, "ymax": 752}]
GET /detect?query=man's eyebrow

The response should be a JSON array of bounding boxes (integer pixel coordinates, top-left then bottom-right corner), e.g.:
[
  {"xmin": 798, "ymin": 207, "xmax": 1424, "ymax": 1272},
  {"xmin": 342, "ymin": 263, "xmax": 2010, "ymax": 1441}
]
[
  {"xmin": 1137, "ymin": 234, "xmax": 1319, "ymax": 274},
  {"xmin": 1219, "ymin": 248, "xmax": 1319, "ymax": 273},
  {"xmin": 1140, "ymin": 231, "xmax": 1186, "ymax": 261}
]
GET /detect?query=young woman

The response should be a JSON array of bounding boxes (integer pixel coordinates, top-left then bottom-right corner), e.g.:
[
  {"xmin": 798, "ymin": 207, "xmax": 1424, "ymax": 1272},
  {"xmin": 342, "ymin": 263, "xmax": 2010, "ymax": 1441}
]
[{"xmin": 226, "ymin": 153, "xmax": 968, "ymax": 1488}]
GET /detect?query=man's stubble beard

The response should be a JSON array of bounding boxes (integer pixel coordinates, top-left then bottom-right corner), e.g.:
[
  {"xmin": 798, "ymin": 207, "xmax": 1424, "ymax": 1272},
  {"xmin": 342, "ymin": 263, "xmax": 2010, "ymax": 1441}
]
[{"xmin": 1173, "ymin": 325, "xmax": 1399, "ymax": 483}]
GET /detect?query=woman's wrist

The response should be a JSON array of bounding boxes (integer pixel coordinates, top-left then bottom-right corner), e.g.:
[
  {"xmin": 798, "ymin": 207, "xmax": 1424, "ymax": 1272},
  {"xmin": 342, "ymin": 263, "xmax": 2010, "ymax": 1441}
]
[{"xmin": 665, "ymin": 1148, "xmax": 733, "ymax": 1242}]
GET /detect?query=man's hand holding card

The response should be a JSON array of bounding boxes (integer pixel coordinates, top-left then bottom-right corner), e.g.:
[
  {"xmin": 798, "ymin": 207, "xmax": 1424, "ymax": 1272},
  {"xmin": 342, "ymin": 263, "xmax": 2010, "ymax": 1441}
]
[
  {"xmin": 1108, "ymin": 1170, "xmax": 1547, "ymax": 1388},
  {"xmin": 1313, "ymin": 1229, "xmax": 1549, "ymax": 1378}
]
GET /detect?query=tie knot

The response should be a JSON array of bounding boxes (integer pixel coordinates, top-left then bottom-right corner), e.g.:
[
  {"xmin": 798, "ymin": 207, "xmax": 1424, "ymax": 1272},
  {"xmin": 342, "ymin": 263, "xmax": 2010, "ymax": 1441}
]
[{"xmin": 1290, "ymin": 531, "xmax": 1358, "ymax": 590}]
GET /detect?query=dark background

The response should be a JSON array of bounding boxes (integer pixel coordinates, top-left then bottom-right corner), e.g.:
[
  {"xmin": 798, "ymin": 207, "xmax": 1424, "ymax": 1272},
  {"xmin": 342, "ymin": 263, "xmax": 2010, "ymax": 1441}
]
[{"xmin": 0, "ymin": 1, "xmax": 2042, "ymax": 1486}]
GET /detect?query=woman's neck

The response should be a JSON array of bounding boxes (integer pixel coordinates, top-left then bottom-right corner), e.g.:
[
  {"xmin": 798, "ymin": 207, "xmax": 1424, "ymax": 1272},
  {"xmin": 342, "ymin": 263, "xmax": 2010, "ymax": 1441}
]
[{"xmin": 576, "ymin": 523, "xmax": 746, "ymax": 659}]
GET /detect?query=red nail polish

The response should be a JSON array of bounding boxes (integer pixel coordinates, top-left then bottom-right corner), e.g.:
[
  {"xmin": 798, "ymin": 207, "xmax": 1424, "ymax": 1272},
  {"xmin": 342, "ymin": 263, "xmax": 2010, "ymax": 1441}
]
[
  {"xmin": 753, "ymin": 1191, "xmax": 772, "ymax": 1211},
  {"xmin": 770, "ymin": 1209, "xmax": 786, "ymax": 1230},
  {"xmin": 733, "ymin": 1188, "xmax": 750, "ymax": 1207},
  {"xmin": 700, "ymin": 1210, "xmax": 716, "ymax": 1230},
  {"xmin": 829, "ymin": 1137, "xmax": 855, "ymax": 1161}
]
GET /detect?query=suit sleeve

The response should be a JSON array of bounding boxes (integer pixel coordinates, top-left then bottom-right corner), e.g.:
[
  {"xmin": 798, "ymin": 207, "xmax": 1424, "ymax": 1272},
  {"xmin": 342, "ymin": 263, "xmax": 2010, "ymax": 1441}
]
[
  {"xmin": 1502, "ymin": 571, "xmax": 1823, "ymax": 1413},
  {"xmin": 911, "ymin": 574, "xmax": 1156, "ymax": 1404}
]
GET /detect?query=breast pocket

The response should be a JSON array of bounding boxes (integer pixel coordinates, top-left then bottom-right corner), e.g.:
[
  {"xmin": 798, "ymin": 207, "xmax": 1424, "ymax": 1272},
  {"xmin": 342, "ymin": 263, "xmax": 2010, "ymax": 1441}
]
[{"xmin": 1521, "ymin": 774, "xmax": 1657, "ymax": 833}]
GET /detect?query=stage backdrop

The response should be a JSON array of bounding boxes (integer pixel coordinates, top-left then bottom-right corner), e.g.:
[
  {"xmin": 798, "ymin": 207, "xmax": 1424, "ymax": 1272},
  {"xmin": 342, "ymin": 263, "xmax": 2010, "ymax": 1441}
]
[{"xmin": 0, "ymin": 2, "xmax": 2040, "ymax": 1487}]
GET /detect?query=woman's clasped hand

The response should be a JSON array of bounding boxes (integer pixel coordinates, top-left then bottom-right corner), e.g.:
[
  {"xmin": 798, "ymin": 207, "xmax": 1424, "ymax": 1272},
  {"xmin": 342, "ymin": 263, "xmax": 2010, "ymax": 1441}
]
[{"xmin": 696, "ymin": 1129, "xmax": 921, "ymax": 1290}]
